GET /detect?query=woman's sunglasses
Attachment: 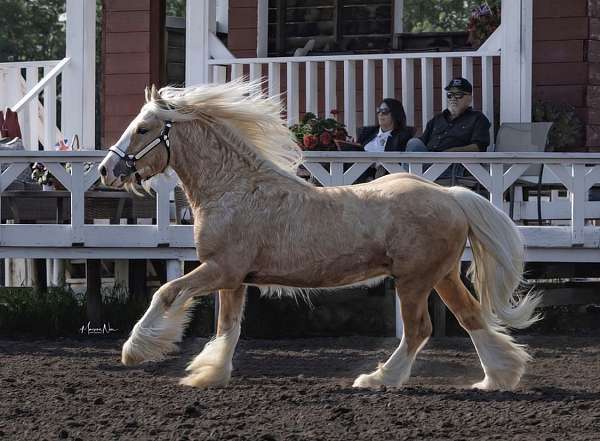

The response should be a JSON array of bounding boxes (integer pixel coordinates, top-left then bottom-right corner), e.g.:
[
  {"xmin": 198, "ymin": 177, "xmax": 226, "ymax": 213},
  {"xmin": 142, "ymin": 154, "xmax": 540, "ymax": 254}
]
[
  {"xmin": 446, "ymin": 92, "xmax": 469, "ymax": 100},
  {"xmin": 376, "ymin": 108, "xmax": 390, "ymax": 115}
]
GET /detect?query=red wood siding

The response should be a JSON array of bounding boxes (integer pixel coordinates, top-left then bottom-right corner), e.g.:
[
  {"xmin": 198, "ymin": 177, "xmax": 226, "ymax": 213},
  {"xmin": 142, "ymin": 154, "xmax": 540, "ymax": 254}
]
[
  {"xmin": 533, "ymin": 0, "xmax": 592, "ymax": 150},
  {"xmin": 104, "ymin": 1, "xmax": 597, "ymax": 149},
  {"xmin": 101, "ymin": 0, "xmax": 164, "ymax": 146},
  {"xmin": 228, "ymin": 0, "xmax": 258, "ymax": 57}
]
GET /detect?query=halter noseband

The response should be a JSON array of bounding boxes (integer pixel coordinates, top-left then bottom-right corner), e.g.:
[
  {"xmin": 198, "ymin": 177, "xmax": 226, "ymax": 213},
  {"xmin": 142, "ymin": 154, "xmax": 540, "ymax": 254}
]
[{"xmin": 108, "ymin": 120, "xmax": 172, "ymax": 181}]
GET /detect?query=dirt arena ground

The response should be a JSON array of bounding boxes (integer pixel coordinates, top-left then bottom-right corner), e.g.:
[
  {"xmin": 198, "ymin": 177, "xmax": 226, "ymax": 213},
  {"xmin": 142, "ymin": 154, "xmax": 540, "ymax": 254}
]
[{"xmin": 1, "ymin": 335, "xmax": 599, "ymax": 440}]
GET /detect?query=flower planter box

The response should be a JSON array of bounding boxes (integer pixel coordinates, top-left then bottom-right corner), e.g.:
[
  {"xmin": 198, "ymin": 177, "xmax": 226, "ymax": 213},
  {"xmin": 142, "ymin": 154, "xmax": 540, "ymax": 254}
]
[{"xmin": 392, "ymin": 31, "xmax": 473, "ymax": 52}]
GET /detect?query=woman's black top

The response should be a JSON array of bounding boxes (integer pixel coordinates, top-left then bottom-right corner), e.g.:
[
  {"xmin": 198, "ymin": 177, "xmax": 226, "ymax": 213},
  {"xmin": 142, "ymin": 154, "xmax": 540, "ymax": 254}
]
[{"xmin": 357, "ymin": 126, "xmax": 414, "ymax": 152}]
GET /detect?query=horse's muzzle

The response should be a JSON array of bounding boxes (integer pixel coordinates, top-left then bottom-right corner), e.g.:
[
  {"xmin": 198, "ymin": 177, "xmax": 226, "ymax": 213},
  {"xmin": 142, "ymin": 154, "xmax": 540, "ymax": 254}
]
[{"xmin": 98, "ymin": 151, "xmax": 130, "ymax": 187}]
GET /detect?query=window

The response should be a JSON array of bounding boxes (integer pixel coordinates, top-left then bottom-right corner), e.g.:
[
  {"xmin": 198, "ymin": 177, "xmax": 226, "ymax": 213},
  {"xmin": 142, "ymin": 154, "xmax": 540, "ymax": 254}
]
[{"xmin": 268, "ymin": 0, "xmax": 394, "ymax": 56}]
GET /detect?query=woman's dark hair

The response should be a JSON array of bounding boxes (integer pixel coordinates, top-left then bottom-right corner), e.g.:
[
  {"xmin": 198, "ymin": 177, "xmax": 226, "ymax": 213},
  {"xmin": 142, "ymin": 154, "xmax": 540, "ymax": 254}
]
[{"xmin": 380, "ymin": 98, "xmax": 407, "ymax": 131}]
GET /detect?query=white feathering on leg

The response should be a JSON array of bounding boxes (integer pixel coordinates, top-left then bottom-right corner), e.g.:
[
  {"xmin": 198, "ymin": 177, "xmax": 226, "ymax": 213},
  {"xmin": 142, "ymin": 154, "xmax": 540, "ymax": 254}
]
[
  {"xmin": 180, "ymin": 323, "xmax": 242, "ymax": 388},
  {"xmin": 469, "ymin": 327, "xmax": 531, "ymax": 391},
  {"xmin": 121, "ymin": 290, "xmax": 197, "ymax": 366}
]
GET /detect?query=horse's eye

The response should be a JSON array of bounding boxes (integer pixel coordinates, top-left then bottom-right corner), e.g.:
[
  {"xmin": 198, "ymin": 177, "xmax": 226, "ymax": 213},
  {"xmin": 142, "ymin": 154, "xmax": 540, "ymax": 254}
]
[{"xmin": 137, "ymin": 127, "xmax": 149, "ymax": 135}]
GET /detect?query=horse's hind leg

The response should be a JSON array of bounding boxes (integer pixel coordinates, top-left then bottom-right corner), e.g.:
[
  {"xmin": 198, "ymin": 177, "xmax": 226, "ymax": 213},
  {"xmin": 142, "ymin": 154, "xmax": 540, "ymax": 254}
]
[
  {"xmin": 180, "ymin": 285, "xmax": 246, "ymax": 388},
  {"xmin": 121, "ymin": 262, "xmax": 224, "ymax": 366},
  {"xmin": 435, "ymin": 267, "xmax": 530, "ymax": 391},
  {"xmin": 353, "ymin": 282, "xmax": 432, "ymax": 388}
]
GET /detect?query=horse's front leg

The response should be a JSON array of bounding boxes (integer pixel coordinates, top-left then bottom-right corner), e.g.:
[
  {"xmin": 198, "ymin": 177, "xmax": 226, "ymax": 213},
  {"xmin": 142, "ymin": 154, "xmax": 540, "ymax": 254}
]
[
  {"xmin": 180, "ymin": 285, "xmax": 246, "ymax": 388},
  {"xmin": 121, "ymin": 262, "xmax": 227, "ymax": 366}
]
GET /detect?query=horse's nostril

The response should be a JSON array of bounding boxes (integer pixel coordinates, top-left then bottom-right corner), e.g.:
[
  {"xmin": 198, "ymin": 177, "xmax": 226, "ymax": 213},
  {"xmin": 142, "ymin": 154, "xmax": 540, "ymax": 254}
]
[{"xmin": 99, "ymin": 165, "xmax": 107, "ymax": 176}]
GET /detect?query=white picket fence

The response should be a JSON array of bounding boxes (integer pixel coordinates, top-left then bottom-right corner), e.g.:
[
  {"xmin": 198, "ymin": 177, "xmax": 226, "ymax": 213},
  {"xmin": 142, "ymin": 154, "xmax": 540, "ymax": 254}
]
[
  {"xmin": 0, "ymin": 58, "xmax": 69, "ymax": 150},
  {"xmin": 1, "ymin": 151, "xmax": 600, "ymax": 264},
  {"xmin": 209, "ymin": 50, "xmax": 499, "ymax": 140}
]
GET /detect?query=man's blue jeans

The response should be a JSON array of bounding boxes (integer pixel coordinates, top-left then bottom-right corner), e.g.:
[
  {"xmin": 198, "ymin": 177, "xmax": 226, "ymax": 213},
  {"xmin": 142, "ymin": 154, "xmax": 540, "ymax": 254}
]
[{"xmin": 404, "ymin": 138, "xmax": 463, "ymax": 180}]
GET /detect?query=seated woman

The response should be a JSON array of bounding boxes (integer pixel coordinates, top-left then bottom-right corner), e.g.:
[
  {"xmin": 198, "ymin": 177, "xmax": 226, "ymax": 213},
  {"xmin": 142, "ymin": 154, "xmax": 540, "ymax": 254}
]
[
  {"xmin": 358, "ymin": 98, "xmax": 413, "ymax": 152},
  {"xmin": 356, "ymin": 98, "xmax": 413, "ymax": 180}
]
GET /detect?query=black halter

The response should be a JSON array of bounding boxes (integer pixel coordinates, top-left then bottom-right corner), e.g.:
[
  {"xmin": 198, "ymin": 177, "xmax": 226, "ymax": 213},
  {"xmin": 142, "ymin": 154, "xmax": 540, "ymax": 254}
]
[{"xmin": 109, "ymin": 121, "xmax": 172, "ymax": 181}]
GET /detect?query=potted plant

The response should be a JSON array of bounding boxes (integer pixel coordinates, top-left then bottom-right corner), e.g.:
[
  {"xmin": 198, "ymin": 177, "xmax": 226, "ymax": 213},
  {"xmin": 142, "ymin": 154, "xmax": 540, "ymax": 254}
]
[
  {"xmin": 290, "ymin": 111, "xmax": 349, "ymax": 151},
  {"xmin": 467, "ymin": 3, "xmax": 500, "ymax": 48},
  {"xmin": 30, "ymin": 136, "xmax": 92, "ymax": 190}
]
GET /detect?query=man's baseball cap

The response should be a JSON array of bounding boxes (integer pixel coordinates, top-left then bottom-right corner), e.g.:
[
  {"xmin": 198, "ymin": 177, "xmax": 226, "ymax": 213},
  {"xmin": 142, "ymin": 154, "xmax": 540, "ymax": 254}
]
[{"xmin": 444, "ymin": 77, "xmax": 473, "ymax": 93}]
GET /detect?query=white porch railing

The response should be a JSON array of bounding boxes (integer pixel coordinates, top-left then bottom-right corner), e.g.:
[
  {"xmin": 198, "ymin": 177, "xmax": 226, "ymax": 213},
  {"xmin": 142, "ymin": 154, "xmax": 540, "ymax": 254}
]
[
  {"xmin": 208, "ymin": 50, "xmax": 500, "ymax": 140},
  {"xmin": 1, "ymin": 151, "xmax": 600, "ymax": 263},
  {"xmin": 0, "ymin": 58, "xmax": 69, "ymax": 150}
]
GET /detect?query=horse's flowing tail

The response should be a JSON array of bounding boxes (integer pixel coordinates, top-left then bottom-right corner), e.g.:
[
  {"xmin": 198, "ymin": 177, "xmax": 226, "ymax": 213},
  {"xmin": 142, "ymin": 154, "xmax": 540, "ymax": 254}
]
[{"xmin": 448, "ymin": 186, "xmax": 541, "ymax": 330}]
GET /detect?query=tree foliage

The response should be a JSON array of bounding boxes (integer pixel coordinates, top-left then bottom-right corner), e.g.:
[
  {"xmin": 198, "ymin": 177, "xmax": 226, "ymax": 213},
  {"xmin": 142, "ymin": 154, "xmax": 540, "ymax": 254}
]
[
  {"xmin": 167, "ymin": 0, "xmax": 185, "ymax": 17},
  {"xmin": 0, "ymin": 0, "xmax": 66, "ymax": 62},
  {"xmin": 403, "ymin": 0, "xmax": 500, "ymax": 33}
]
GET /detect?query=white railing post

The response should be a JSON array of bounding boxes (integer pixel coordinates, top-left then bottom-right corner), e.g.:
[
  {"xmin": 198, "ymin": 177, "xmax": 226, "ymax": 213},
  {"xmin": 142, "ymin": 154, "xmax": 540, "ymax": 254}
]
[
  {"xmin": 186, "ymin": 0, "xmax": 215, "ymax": 86},
  {"xmin": 571, "ymin": 164, "xmax": 586, "ymax": 246},
  {"xmin": 344, "ymin": 60, "xmax": 356, "ymax": 139},
  {"xmin": 63, "ymin": 0, "xmax": 95, "ymax": 149},
  {"xmin": 461, "ymin": 56, "xmax": 473, "ymax": 85},
  {"xmin": 421, "ymin": 58, "xmax": 433, "ymax": 128},
  {"xmin": 521, "ymin": 0, "xmax": 533, "ymax": 122},
  {"xmin": 489, "ymin": 163, "xmax": 504, "ymax": 209},
  {"xmin": 501, "ymin": 0, "xmax": 532, "ymax": 123},
  {"xmin": 324, "ymin": 61, "xmax": 337, "ymax": 117},
  {"xmin": 25, "ymin": 67, "xmax": 38, "ymax": 150},
  {"xmin": 268, "ymin": 63, "xmax": 280, "ymax": 98},
  {"xmin": 481, "ymin": 56, "xmax": 495, "ymax": 145},
  {"xmin": 166, "ymin": 259, "xmax": 184, "ymax": 281},
  {"xmin": 382, "ymin": 59, "xmax": 395, "ymax": 101},
  {"xmin": 249, "ymin": 63, "xmax": 262, "ymax": 82},
  {"xmin": 70, "ymin": 162, "xmax": 85, "ymax": 245},
  {"xmin": 43, "ymin": 66, "xmax": 57, "ymax": 150},
  {"xmin": 257, "ymin": 0, "xmax": 269, "ymax": 58},
  {"xmin": 363, "ymin": 59, "xmax": 375, "ymax": 126},
  {"xmin": 6, "ymin": 68, "xmax": 23, "ymax": 122},
  {"xmin": 306, "ymin": 61, "xmax": 318, "ymax": 116},
  {"xmin": 286, "ymin": 62, "xmax": 299, "ymax": 125},
  {"xmin": 231, "ymin": 64, "xmax": 244, "ymax": 81},
  {"xmin": 213, "ymin": 65, "xmax": 227, "ymax": 84},
  {"xmin": 441, "ymin": 57, "xmax": 453, "ymax": 111},
  {"xmin": 401, "ymin": 59, "xmax": 415, "ymax": 127}
]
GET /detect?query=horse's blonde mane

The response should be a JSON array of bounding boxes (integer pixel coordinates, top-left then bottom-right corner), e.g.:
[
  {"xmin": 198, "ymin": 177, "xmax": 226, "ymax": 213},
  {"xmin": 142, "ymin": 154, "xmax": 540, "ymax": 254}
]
[{"xmin": 142, "ymin": 79, "xmax": 303, "ymax": 174}]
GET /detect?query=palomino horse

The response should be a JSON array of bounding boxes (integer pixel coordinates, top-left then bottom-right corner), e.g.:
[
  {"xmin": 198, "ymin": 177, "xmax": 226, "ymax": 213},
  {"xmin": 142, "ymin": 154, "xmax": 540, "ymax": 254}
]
[{"xmin": 98, "ymin": 80, "xmax": 540, "ymax": 390}]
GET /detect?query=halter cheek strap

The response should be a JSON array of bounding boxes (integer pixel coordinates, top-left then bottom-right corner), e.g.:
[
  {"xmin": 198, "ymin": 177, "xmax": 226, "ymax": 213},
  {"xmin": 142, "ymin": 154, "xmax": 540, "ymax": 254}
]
[{"xmin": 109, "ymin": 121, "xmax": 172, "ymax": 178}]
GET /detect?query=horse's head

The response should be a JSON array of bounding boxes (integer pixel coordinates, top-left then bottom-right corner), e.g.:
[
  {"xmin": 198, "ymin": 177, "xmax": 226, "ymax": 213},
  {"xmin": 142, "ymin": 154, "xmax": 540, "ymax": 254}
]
[{"xmin": 99, "ymin": 85, "xmax": 172, "ymax": 188}]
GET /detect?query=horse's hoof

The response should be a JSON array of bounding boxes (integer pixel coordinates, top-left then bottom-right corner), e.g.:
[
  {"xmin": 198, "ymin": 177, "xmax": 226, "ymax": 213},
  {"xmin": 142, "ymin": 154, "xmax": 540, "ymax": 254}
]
[
  {"xmin": 472, "ymin": 377, "xmax": 499, "ymax": 391},
  {"xmin": 121, "ymin": 340, "xmax": 145, "ymax": 366},
  {"xmin": 179, "ymin": 366, "xmax": 231, "ymax": 388},
  {"xmin": 352, "ymin": 373, "xmax": 380, "ymax": 389}
]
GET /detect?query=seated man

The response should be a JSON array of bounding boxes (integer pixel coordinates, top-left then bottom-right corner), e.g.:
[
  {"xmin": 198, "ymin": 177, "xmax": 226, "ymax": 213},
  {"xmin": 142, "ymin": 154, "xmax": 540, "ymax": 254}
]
[{"xmin": 407, "ymin": 77, "xmax": 491, "ymax": 154}]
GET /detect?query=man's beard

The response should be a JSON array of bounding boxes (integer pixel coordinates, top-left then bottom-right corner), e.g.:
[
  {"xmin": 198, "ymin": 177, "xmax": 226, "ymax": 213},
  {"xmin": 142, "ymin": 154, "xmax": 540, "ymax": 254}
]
[{"xmin": 448, "ymin": 102, "xmax": 460, "ymax": 117}]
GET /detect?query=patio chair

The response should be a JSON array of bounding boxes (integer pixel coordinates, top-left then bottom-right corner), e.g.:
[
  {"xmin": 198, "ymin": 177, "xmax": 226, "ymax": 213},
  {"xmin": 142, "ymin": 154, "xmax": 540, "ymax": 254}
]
[
  {"xmin": 174, "ymin": 186, "xmax": 192, "ymax": 224},
  {"xmin": 493, "ymin": 122, "xmax": 554, "ymax": 224}
]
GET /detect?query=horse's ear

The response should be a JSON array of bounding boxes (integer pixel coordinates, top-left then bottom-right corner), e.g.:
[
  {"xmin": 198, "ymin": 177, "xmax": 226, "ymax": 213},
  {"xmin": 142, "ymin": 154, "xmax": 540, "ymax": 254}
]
[
  {"xmin": 150, "ymin": 84, "xmax": 160, "ymax": 102},
  {"xmin": 144, "ymin": 86, "xmax": 151, "ymax": 103}
]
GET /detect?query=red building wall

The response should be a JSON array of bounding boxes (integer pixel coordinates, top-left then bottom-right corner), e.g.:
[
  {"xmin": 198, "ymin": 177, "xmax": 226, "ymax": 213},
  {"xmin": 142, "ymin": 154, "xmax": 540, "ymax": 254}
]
[
  {"xmin": 101, "ymin": 0, "xmax": 164, "ymax": 147},
  {"xmin": 228, "ymin": 0, "xmax": 258, "ymax": 58},
  {"xmin": 226, "ymin": 1, "xmax": 597, "ymax": 149},
  {"xmin": 532, "ymin": 0, "xmax": 593, "ymax": 150},
  {"xmin": 102, "ymin": 1, "xmax": 597, "ymax": 150}
]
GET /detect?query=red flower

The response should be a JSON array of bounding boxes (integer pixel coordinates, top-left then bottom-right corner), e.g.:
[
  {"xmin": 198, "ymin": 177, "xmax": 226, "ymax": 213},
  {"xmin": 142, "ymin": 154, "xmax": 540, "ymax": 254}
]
[{"xmin": 303, "ymin": 134, "xmax": 318, "ymax": 149}]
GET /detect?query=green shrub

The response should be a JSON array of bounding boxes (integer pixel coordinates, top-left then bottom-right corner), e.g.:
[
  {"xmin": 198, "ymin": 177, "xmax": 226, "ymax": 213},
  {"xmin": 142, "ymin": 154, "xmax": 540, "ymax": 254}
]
[
  {"xmin": 0, "ymin": 285, "xmax": 216, "ymax": 337},
  {"xmin": 532, "ymin": 101, "xmax": 586, "ymax": 152},
  {"xmin": 0, "ymin": 287, "xmax": 84, "ymax": 336}
]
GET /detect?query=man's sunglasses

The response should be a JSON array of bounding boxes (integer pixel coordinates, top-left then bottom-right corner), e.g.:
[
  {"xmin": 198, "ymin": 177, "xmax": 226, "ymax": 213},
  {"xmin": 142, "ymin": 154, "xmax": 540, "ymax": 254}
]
[
  {"xmin": 446, "ymin": 92, "xmax": 470, "ymax": 100},
  {"xmin": 376, "ymin": 108, "xmax": 390, "ymax": 115}
]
